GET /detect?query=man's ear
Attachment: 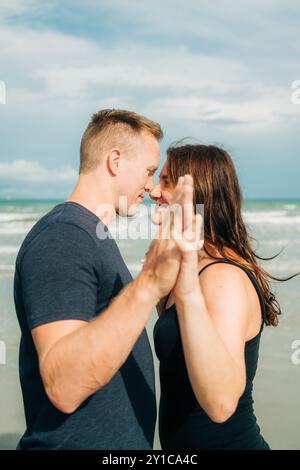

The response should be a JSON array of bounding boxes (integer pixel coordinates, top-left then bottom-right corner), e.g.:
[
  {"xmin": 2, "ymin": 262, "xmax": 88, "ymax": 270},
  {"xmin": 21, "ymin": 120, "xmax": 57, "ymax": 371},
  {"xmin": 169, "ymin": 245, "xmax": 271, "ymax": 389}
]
[{"xmin": 107, "ymin": 148, "xmax": 122, "ymax": 176}]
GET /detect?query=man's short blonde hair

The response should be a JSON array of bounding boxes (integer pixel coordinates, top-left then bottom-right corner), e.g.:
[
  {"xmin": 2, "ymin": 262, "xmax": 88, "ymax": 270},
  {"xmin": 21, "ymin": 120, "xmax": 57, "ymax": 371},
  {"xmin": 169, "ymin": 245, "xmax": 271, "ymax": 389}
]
[{"xmin": 79, "ymin": 109, "xmax": 163, "ymax": 173}]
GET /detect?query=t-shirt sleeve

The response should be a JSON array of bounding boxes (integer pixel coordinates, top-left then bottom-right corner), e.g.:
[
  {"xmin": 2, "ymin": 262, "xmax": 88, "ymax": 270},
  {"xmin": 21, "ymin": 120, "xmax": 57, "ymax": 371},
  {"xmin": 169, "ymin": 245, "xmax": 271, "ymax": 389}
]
[{"xmin": 20, "ymin": 222, "xmax": 100, "ymax": 330}]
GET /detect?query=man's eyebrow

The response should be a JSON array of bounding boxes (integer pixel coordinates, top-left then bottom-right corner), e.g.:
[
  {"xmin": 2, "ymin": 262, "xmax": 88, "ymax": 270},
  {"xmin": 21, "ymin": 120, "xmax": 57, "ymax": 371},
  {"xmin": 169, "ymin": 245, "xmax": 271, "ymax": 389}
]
[{"xmin": 147, "ymin": 165, "xmax": 158, "ymax": 171}]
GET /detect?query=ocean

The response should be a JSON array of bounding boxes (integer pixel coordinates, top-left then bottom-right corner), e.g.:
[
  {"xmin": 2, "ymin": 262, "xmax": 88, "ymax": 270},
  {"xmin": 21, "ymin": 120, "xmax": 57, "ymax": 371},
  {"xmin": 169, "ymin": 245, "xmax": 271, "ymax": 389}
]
[{"xmin": 0, "ymin": 198, "xmax": 300, "ymax": 449}]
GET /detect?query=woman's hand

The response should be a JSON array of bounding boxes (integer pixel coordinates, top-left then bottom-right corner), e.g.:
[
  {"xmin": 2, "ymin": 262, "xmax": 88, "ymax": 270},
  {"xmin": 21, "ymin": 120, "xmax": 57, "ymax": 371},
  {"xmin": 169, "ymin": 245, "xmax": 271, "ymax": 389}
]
[{"xmin": 171, "ymin": 175, "xmax": 204, "ymax": 301}]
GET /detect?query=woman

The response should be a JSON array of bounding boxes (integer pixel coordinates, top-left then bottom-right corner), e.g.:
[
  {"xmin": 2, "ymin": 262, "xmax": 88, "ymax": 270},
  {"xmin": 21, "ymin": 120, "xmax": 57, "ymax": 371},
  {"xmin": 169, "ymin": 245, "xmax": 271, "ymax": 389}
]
[{"xmin": 151, "ymin": 144, "xmax": 296, "ymax": 450}]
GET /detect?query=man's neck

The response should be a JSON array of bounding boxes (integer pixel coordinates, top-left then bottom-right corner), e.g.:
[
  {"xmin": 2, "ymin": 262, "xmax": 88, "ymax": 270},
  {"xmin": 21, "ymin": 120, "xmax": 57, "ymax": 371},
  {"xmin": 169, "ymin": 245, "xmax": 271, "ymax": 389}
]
[{"xmin": 67, "ymin": 175, "xmax": 117, "ymax": 226}]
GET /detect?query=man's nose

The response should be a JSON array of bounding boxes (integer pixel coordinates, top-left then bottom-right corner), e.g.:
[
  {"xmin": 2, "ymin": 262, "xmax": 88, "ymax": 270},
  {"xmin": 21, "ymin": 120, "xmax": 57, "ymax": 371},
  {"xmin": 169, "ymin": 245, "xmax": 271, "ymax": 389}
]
[
  {"xmin": 145, "ymin": 175, "xmax": 155, "ymax": 193},
  {"xmin": 149, "ymin": 183, "xmax": 161, "ymax": 200}
]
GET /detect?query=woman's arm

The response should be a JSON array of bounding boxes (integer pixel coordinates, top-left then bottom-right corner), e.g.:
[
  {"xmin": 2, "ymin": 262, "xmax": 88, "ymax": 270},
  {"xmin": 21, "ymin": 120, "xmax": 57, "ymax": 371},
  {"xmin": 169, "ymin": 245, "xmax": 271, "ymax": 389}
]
[
  {"xmin": 175, "ymin": 263, "xmax": 249, "ymax": 423},
  {"xmin": 170, "ymin": 175, "xmax": 248, "ymax": 423}
]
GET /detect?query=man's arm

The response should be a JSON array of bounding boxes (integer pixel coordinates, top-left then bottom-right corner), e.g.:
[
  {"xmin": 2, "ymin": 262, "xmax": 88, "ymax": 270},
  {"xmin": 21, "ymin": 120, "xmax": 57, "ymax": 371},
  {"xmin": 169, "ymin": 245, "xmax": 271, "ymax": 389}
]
[{"xmin": 32, "ymin": 272, "xmax": 161, "ymax": 414}]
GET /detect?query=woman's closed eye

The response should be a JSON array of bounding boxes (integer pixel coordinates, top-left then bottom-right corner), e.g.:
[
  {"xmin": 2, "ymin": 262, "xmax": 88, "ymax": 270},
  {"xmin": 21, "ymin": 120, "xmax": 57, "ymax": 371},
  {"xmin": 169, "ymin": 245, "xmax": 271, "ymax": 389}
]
[{"xmin": 160, "ymin": 176, "xmax": 170, "ymax": 187}]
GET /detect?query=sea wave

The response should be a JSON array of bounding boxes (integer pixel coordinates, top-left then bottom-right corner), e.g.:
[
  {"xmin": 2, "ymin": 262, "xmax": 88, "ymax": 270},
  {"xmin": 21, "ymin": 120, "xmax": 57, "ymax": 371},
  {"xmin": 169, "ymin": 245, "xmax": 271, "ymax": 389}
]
[
  {"xmin": 258, "ymin": 239, "xmax": 300, "ymax": 245},
  {"xmin": 264, "ymin": 263, "xmax": 300, "ymax": 274},
  {"xmin": 0, "ymin": 224, "xmax": 32, "ymax": 235},
  {"xmin": 127, "ymin": 262, "xmax": 143, "ymax": 274},
  {"xmin": 0, "ymin": 264, "xmax": 15, "ymax": 272},
  {"xmin": 107, "ymin": 211, "xmax": 158, "ymax": 240},
  {"xmin": 0, "ymin": 246, "xmax": 19, "ymax": 254},
  {"xmin": 0, "ymin": 213, "xmax": 40, "ymax": 222},
  {"xmin": 243, "ymin": 210, "xmax": 300, "ymax": 225}
]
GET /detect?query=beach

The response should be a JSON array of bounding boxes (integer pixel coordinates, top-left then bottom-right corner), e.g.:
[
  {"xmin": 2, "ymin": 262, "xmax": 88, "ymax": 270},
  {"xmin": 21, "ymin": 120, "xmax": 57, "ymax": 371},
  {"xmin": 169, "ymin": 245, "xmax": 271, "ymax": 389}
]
[{"xmin": 0, "ymin": 198, "xmax": 299, "ymax": 449}]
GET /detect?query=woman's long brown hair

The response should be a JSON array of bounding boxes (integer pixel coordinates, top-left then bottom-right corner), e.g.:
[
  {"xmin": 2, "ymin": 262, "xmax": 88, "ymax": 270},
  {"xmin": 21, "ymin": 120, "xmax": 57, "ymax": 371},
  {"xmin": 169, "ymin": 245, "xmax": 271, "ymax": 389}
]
[{"xmin": 167, "ymin": 143, "xmax": 299, "ymax": 327}]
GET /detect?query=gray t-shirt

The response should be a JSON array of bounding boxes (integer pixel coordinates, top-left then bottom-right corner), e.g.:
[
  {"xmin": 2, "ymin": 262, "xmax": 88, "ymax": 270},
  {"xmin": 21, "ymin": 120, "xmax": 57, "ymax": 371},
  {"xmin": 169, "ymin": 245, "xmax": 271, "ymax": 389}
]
[{"xmin": 14, "ymin": 201, "xmax": 156, "ymax": 450}]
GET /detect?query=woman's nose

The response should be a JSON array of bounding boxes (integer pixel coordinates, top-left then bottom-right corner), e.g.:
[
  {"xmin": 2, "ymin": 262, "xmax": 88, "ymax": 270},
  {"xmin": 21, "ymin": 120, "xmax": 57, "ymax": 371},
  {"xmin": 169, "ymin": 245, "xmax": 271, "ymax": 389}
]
[{"xmin": 150, "ymin": 183, "xmax": 161, "ymax": 200}]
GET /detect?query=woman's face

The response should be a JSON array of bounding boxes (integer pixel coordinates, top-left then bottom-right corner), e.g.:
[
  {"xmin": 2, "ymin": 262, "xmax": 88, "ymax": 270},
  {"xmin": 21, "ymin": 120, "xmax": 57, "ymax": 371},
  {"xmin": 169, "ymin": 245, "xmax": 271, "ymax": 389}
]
[{"xmin": 150, "ymin": 162, "xmax": 175, "ymax": 206}]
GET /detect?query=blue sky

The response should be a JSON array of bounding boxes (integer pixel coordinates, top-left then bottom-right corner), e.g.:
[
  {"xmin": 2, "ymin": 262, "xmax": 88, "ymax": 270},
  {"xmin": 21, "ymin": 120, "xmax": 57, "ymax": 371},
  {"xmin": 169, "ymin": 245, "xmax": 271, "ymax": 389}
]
[{"xmin": 0, "ymin": 0, "xmax": 299, "ymax": 199}]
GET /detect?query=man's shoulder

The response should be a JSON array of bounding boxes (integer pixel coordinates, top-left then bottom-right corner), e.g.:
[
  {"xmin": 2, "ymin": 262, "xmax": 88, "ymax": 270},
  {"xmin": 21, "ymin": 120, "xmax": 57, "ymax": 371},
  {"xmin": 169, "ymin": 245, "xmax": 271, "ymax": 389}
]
[{"xmin": 16, "ymin": 202, "xmax": 99, "ymax": 267}]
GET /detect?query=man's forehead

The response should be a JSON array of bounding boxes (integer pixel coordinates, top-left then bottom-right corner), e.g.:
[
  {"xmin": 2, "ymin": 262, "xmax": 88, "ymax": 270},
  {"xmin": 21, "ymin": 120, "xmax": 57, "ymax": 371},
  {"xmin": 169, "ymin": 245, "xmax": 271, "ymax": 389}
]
[{"xmin": 147, "ymin": 150, "xmax": 160, "ymax": 171}]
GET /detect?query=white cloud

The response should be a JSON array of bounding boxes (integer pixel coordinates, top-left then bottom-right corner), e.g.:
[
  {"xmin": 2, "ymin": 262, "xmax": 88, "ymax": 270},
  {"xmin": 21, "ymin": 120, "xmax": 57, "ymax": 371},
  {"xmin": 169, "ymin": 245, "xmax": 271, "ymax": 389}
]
[
  {"xmin": 0, "ymin": 21, "xmax": 298, "ymax": 129},
  {"xmin": 85, "ymin": 0, "xmax": 300, "ymax": 54},
  {"xmin": 32, "ymin": 47, "xmax": 245, "ymax": 96},
  {"xmin": 145, "ymin": 86, "xmax": 298, "ymax": 127},
  {"xmin": 0, "ymin": 160, "xmax": 77, "ymax": 182},
  {"xmin": 0, "ymin": 0, "xmax": 299, "ymax": 197},
  {"xmin": 0, "ymin": 0, "xmax": 54, "ymax": 19}
]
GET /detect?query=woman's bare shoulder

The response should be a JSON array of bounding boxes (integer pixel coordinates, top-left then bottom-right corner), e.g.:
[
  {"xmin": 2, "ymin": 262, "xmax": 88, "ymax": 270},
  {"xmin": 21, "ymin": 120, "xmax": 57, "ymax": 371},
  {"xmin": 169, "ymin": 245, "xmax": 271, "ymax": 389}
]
[{"xmin": 199, "ymin": 261, "xmax": 250, "ymax": 296}]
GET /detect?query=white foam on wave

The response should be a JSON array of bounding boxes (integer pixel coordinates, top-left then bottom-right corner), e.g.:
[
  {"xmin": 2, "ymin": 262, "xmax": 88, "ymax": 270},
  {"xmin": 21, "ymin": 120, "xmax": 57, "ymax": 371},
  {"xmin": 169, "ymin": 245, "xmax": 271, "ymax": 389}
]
[
  {"xmin": 0, "ymin": 246, "xmax": 19, "ymax": 254},
  {"xmin": 109, "ymin": 208, "xmax": 300, "ymax": 233},
  {"xmin": 0, "ymin": 212, "xmax": 38, "ymax": 235},
  {"xmin": 0, "ymin": 264, "xmax": 15, "ymax": 272},
  {"xmin": 243, "ymin": 210, "xmax": 300, "ymax": 225},
  {"xmin": 265, "ymin": 263, "xmax": 300, "ymax": 273},
  {"xmin": 127, "ymin": 262, "xmax": 143, "ymax": 274},
  {"xmin": 259, "ymin": 239, "xmax": 300, "ymax": 245},
  {"xmin": 0, "ymin": 225, "xmax": 32, "ymax": 235},
  {"xmin": 0, "ymin": 212, "xmax": 40, "ymax": 222}
]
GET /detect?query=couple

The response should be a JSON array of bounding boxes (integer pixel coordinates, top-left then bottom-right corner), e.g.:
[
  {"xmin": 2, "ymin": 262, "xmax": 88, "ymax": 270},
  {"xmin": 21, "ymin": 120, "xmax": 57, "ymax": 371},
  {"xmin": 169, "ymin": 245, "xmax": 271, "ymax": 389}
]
[{"xmin": 15, "ymin": 109, "xmax": 273, "ymax": 450}]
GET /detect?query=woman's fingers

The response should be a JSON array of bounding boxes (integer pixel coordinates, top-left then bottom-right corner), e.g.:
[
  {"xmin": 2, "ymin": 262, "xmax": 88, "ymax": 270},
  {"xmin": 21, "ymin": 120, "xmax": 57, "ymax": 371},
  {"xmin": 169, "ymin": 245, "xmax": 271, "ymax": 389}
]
[
  {"xmin": 193, "ymin": 213, "xmax": 204, "ymax": 251},
  {"xmin": 182, "ymin": 176, "xmax": 194, "ymax": 240},
  {"xmin": 170, "ymin": 175, "xmax": 204, "ymax": 253},
  {"xmin": 160, "ymin": 176, "xmax": 185, "ymax": 239},
  {"xmin": 152, "ymin": 204, "xmax": 168, "ymax": 226},
  {"xmin": 172, "ymin": 175, "xmax": 194, "ymax": 245},
  {"xmin": 152, "ymin": 175, "xmax": 184, "ymax": 230},
  {"xmin": 172, "ymin": 176, "xmax": 184, "ymax": 205},
  {"xmin": 153, "ymin": 174, "xmax": 200, "ymax": 248},
  {"xmin": 161, "ymin": 209, "xmax": 172, "ymax": 240}
]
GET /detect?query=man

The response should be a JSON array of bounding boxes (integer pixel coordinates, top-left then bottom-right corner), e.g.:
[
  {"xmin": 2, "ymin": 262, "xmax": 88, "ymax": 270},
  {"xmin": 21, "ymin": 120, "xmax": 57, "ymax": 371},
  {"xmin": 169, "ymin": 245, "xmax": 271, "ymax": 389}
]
[{"xmin": 14, "ymin": 109, "xmax": 185, "ymax": 450}]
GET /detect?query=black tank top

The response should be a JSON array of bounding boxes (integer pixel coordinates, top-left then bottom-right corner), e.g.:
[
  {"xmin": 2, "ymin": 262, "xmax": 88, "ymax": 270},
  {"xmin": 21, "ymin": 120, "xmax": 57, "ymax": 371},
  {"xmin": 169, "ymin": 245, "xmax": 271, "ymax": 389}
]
[{"xmin": 153, "ymin": 259, "xmax": 271, "ymax": 450}]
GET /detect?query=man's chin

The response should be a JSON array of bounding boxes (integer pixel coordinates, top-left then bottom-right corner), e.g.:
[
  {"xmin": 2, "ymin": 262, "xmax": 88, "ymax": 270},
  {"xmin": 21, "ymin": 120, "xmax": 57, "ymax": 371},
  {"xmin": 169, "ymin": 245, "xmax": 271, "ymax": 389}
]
[
  {"xmin": 127, "ymin": 201, "xmax": 141, "ymax": 217},
  {"xmin": 117, "ymin": 202, "xmax": 140, "ymax": 217}
]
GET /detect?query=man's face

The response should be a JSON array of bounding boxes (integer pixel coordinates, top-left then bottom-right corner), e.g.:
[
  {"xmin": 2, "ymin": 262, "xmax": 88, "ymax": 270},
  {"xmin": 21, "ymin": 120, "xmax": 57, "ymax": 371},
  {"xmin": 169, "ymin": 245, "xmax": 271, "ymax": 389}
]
[
  {"xmin": 149, "ymin": 162, "xmax": 175, "ymax": 206},
  {"xmin": 117, "ymin": 131, "xmax": 160, "ymax": 216}
]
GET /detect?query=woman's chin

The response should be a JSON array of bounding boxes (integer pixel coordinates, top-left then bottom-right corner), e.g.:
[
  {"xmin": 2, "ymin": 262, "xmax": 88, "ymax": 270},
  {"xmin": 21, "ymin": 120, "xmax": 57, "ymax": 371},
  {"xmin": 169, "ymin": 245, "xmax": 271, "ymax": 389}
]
[{"xmin": 157, "ymin": 200, "xmax": 169, "ymax": 207}]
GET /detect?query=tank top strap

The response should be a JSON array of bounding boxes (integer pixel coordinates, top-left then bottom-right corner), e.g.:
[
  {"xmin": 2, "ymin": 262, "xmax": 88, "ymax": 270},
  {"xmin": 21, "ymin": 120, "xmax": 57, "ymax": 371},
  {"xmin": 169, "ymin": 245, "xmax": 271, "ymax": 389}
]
[
  {"xmin": 198, "ymin": 259, "xmax": 267, "ymax": 329},
  {"xmin": 162, "ymin": 291, "xmax": 172, "ymax": 311}
]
